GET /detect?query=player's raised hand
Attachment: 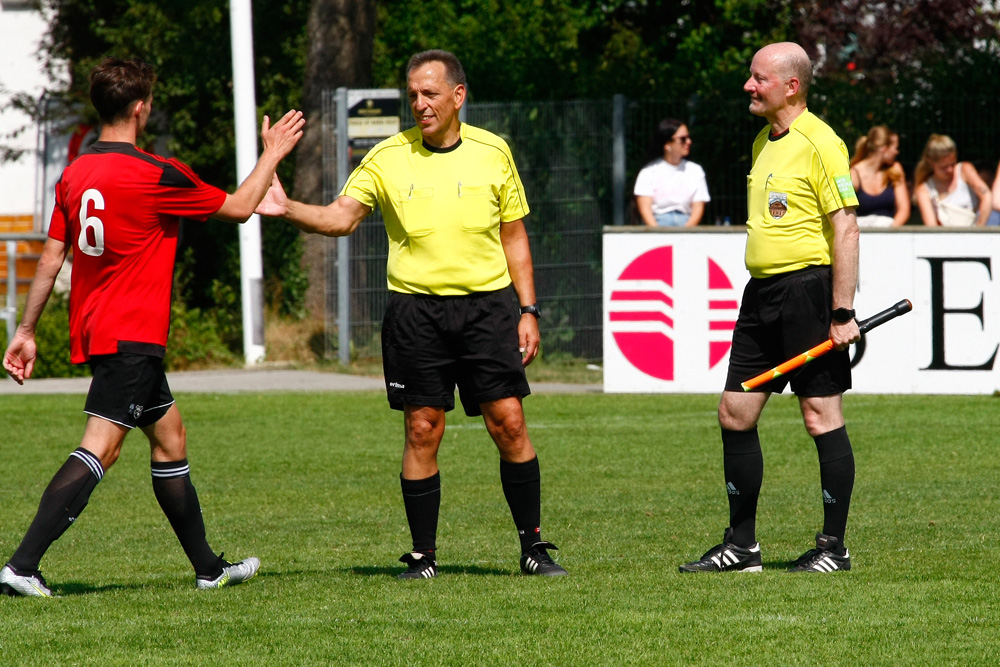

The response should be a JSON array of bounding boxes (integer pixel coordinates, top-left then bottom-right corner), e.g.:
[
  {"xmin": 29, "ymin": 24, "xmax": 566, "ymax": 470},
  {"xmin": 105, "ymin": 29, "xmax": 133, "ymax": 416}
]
[
  {"xmin": 261, "ymin": 109, "xmax": 305, "ymax": 159},
  {"xmin": 256, "ymin": 173, "xmax": 289, "ymax": 217},
  {"xmin": 3, "ymin": 330, "xmax": 37, "ymax": 385}
]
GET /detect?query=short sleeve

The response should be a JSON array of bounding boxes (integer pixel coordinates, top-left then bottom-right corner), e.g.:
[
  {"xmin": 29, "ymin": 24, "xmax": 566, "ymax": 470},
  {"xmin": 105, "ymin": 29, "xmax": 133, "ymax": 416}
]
[
  {"xmin": 814, "ymin": 140, "xmax": 859, "ymax": 214},
  {"xmin": 341, "ymin": 161, "xmax": 380, "ymax": 210},
  {"xmin": 47, "ymin": 179, "xmax": 69, "ymax": 242},
  {"xmin": 154, "ymin": 159, "xmax": 227, "ymax": 220},
  {"xmin": 692, "ymin": 164, "xmax": 711, "ymax": 203},
  {"xmin": 498, "ymin": 149, "xmax": 530, "ymax": 222},
  {"xmin": 634, "ymin": 164, "xmax": 656, "ymax": 197}
]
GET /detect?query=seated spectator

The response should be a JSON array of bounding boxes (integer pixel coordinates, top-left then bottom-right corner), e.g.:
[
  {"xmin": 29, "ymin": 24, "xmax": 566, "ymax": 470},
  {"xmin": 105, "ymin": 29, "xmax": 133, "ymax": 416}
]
[
  {"xmin": 914, "ymin": 134, "xmax": 991, "ymax": 226},
  {"xmin": 850, "ymin": 126, "xmax": 910, "ymax": 227},
  {"xmin": 989, "ymin": 158, "xmax": 1000, "ymax": 226},
  {"xmin": 633, "ymin": 118, "xmax": 710, "ymax": 227}
]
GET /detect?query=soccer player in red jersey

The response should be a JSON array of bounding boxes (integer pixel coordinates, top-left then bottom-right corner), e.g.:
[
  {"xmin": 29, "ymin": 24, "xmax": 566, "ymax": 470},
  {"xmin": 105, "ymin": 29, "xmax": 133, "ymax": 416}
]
[{"xmin": 0, "ymin": 58, "xmax": 303, "ymax": 597}]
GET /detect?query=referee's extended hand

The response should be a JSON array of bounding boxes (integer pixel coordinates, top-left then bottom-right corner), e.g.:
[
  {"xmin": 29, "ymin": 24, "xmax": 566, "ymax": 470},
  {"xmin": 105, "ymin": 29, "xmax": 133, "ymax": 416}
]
[
  {"xmin": 256, "ymin": 174, "xmax": 288, "ymax": 217},
  {"xmin": 3, "ymin": 330, "xmax": 37, "ymax": 385},
  {"xmin": 518, "ymin": 315, "xmax": 540, "ymax": 366}
]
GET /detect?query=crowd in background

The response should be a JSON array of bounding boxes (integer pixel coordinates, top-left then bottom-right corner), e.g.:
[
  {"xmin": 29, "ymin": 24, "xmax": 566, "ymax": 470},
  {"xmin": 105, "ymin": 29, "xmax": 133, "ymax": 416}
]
[{"xmin": 633, "ymin": 119, "xmax": 1000, "ymax": 228}]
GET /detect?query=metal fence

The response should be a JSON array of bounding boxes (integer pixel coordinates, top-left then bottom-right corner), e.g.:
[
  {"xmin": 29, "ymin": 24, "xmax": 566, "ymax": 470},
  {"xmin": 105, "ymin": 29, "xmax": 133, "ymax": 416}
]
[
  {"xmin": 322, "ymin": 91, "xmax": 999, "ymax": 363},
  {"xmin": 321, "ymin": 93, "xmax": 621, "ymax": 362}
]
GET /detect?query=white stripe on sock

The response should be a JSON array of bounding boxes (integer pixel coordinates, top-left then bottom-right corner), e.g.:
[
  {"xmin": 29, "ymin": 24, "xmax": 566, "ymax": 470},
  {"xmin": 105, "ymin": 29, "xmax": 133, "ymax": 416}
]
[
  {"xmin": 71, "ymin": 450, "xmax": 104, "ymax": 480},
  {"xmin": 150, "ymin": 464, "xmax": 191, "ymax": 479}
]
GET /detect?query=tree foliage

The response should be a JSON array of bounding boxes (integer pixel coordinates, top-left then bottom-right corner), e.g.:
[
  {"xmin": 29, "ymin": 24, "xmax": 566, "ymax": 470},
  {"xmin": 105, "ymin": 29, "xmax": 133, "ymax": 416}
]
[
  {"xmin": 34, "ymin": 0, "xmax": 311, "ymax": 318},
  {"xmin": 371, "ymin": 0, "xmax": 793, "ymax": 101},
  {"xmin": 19, "ymin": 0, "xmax": 1000, "ymax": 345}
]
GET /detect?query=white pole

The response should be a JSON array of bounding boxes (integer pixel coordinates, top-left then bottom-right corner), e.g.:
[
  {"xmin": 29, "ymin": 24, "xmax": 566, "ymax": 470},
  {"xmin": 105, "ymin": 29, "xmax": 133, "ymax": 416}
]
[{"xmin": 229, "ymin": 0, "xmax": 266, "ymax": 364}]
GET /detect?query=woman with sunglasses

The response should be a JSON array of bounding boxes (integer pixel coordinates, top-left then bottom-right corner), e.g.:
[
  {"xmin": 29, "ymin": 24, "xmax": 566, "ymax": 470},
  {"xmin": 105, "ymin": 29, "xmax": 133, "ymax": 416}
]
[{"xmin": 634, "ymin": 118, "xmax": 711, "ymax": 227}]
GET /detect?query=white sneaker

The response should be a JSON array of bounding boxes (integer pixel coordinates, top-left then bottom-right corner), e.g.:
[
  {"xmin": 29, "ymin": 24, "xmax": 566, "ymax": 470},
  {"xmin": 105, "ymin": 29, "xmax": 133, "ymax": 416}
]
[
  {"xmin": 1, "ymin": 563, "xmax": 55, "ymax": 597},
  {"xmin": 196, "ymin": 557, "xmax": 260, "ymax": 590}
]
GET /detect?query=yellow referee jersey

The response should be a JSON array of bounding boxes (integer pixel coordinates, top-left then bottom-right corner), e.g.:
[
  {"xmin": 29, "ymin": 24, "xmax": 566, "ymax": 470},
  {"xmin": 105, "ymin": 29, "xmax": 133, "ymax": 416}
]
[
  {"xmin": 745, "ymin": 110, "xmax": 858, "ymax": 278},
  {"xmin": 341, "ymin": 123, "xmax": 530, "ymax": 296}
]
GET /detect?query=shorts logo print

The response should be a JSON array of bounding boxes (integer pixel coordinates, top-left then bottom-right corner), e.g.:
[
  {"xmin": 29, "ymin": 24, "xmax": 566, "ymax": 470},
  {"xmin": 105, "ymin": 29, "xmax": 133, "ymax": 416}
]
[
  {"xmin": 129, "ymin": 403, "xmax": 145, "ymax": 421},
  {"xmin": 389, "ymin": 381, "xmax": 405, "ymax": 389}
]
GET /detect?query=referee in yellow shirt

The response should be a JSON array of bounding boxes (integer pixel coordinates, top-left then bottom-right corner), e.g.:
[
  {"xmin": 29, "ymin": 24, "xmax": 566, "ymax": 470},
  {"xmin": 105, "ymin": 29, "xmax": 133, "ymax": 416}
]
[
  {"xmin": 258, "ymin": 50, "xmax": 566, "ymax": 578},
  {"xmin": 680, "ymin": 42, "xmax": 861, "ymax": 574}
]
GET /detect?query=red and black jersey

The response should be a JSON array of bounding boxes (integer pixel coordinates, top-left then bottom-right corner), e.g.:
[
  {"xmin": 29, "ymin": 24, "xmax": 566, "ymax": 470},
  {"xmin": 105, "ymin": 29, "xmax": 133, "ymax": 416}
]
[{"xmin": 47, "ymin": 141, "xmax": 227, "ymax": 363}]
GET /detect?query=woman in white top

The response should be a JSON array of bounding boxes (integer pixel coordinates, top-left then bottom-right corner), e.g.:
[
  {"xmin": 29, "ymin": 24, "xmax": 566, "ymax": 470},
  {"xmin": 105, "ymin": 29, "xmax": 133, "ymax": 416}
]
[
  {"xmin": 633, "ymin": 118, "xmax": 710, "ymax": 227},
  {"xmin": 914, "ymin": 134, "xmax": 991, "ymax": 227},
  {"xmin": 849, "ymin": 125, "xmax": 910, "ymax": 227}
]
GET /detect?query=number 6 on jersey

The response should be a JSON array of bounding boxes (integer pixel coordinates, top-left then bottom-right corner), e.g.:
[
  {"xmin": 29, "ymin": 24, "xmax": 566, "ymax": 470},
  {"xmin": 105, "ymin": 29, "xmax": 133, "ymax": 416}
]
[{"xmin": 79, "ymin": 188, "xmax": 106, "ymax": 256}]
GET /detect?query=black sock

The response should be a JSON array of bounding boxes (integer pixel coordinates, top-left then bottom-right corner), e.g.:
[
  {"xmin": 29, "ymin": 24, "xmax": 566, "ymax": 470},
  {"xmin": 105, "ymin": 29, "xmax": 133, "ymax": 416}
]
[
  {"xmin": 9, "ymin": 448, "xmax": 104, "ymax": 573},
  {"xmin": 500, "ymin": 457, "xmax": 542, "ymax": 552},
  {"xmin": 722, "ymin": 428, "xmax": 763, "ymax": 548},
  {"xmin": 814, "ymin": 426, "xmax": 854, "ymax": 552},
  {"xmin": 400, "ymin": 472, "xmax": 440, "ymax": 555},
  {"xmin": 151, "ymin": 459, "xmax": 221, "ymax": 578}
]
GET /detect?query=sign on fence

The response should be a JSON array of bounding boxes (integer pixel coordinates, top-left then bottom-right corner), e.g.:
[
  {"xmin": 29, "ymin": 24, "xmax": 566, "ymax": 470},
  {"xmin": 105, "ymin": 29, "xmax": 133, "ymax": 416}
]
[{"xmin": 603, "ymin": 228, "xmax": 1000, "ymax": 395}]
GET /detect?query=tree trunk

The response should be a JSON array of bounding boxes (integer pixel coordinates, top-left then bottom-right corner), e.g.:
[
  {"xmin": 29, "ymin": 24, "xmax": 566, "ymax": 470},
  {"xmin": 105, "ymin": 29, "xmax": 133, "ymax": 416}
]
[{"xmin": 294, "ymin": 0, "xmax": 375, "ymax": 318}]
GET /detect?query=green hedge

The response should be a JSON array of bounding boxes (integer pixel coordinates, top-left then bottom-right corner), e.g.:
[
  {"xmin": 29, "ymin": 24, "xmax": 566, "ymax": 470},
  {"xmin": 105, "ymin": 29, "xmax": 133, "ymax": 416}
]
[
  {"xmin": 0, "ymin": 291, "xmax": 89, "ymax": 380},
  {"xmin": 1, "ymin": 283, "xmax": 242, "ymax": 379}
]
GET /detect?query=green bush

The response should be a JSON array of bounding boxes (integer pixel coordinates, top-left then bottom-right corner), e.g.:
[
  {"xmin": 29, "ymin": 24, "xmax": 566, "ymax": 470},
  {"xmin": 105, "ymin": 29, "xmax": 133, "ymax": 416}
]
[
  {"xmin": 1, "ymin": 275, "xmax": 243, "ymax": 379},
  {"xmin": 0, "ymin": 290, "xmax": 90, "ymax": 380},
  {"xmin": 163, "ymin": 276, "xmax": 243, "ymax": 370}
]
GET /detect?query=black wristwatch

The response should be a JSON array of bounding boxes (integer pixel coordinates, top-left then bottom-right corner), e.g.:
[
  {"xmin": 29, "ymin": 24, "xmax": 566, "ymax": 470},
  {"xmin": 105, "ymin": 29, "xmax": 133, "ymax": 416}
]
[
  {"xmin": 831, "ymin": 308, "xmax": 856, "ymax": 323},
  {"xmin": 519, "ymin": 303, "xmax": 541, "ymax": 319}
]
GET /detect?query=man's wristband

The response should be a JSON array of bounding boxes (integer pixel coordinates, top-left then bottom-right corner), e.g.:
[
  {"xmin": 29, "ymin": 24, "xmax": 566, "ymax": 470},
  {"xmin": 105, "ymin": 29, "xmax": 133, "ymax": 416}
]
[
  {"xmin": 519, "ymin": 304, "xmax": 541, "ymax": 319},
  {"xmin": 831, "ymin": 307, "xmax": 856, "ymax": 323}
]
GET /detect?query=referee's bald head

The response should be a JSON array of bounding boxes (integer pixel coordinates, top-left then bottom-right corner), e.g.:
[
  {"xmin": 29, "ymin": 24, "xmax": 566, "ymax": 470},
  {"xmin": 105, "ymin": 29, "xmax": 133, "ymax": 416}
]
[{"xmin": 759, "ymin": 42, "xmax": 813, "ymax": 99}]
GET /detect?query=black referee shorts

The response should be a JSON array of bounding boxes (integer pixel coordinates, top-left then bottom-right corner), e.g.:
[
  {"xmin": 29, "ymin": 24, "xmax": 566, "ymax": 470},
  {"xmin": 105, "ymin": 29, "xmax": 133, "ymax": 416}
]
[
  {"xmin": 85, "ymin": 353, "xmax": 175, "ymax": 428},
  {"xmin": 724, "ymin": 265, "xmax": 851, "ymax": 396},
  {"xmin": 381, "ymin": 285, "xmax": 531, "ymax": 417}
]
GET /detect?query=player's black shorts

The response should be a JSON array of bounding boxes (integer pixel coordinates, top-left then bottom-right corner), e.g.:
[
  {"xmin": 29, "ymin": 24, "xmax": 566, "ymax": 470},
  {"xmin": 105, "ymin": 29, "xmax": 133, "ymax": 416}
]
[
  {"xmin": 725, "ymin": 265, "xmax": 851, "ymax": 396},
  {"xmin": 84, "ymin": 353, "xmax": 175, "ymax": 429},
  {"xmin": 381, "ymin": 285, "xmax": 531, "ymax": 417}
]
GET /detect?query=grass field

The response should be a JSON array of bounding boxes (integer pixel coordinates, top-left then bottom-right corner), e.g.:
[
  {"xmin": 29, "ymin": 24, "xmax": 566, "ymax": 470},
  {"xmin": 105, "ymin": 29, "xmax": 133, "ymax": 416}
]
[{"xmin": 0, "ymin": 391, "xmax": 997, "ymax": 665}]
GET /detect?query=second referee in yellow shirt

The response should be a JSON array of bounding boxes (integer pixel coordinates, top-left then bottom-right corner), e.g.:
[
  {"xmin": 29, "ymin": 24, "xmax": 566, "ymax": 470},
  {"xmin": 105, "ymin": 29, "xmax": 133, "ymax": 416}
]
[
  {"xmin": 258, "ymin": 49, "xmax": 567, "ymax": 579},
  {"xmin": 681, "ymin": 42, "xmax": 861, "ymax": 575}
]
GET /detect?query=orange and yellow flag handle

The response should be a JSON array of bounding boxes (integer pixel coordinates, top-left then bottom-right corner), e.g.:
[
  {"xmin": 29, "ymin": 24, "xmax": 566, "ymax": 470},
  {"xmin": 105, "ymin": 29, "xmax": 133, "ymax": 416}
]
[
  {"xmin": 740, "ymin": 299, "xmax": 913, "ymax": 392},
  {"xmin": 741, "ymin": 340, "xmax": 835, "ymax": 391}
]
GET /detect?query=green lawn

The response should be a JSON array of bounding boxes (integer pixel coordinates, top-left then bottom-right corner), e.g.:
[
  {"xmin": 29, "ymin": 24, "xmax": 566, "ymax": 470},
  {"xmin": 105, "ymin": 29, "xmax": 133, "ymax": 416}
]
[{"xmin": 1, "ymin": 392, "xmax": 997, "ymax": 665}]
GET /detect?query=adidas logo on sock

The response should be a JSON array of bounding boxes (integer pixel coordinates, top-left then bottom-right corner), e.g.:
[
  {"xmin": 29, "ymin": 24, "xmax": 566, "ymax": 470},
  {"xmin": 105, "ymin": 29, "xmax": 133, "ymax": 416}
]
[
  {"xmin": 727, "ymin": 482, "xmax": 739, "ymax": 496},
  {"xmin": 823, "ymin": 489, "xmax": 836, "ymax": 504}
]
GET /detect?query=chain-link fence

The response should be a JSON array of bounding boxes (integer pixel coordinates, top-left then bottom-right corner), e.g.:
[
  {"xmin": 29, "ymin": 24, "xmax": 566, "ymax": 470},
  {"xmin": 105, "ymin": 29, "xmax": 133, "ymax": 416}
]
[{"xmin": 322, "ymin": 91, "xmax": 999, "ymax": 363}]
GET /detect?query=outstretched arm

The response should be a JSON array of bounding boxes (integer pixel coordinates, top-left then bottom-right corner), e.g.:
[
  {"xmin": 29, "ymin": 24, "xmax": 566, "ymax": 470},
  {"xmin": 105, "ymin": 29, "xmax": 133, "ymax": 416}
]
[
  {"xmin": 212, "ymin": 109, "xmax": 306, "ymax": 223},
  {"xmin": 3, "ymin": 237, "xmax": 69, "ymax": 384},
  {"xmin": 256, "ymin": 173, "xmax": 370, "ymax": 237},
  {"xmin": 500, "ymin": 219, "xmax": 540, "ymax": 366}
]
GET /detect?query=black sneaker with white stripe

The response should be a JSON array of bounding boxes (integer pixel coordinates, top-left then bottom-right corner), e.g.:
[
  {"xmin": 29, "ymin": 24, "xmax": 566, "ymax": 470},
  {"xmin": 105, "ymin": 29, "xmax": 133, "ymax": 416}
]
[
  {"xmin": 520, "ymin": 541, "xmax": 568, "ymax": 576},
  {"xmin": 787, "ymin": 533, "xmax": 851, "ymax": 573},
  {"xmin": 398, "ymin": 552, "xmax": 437, "ymax": 579},
  {"xmin": 679, "ymin": 528, "xmax": 763, "ymax": 573}
]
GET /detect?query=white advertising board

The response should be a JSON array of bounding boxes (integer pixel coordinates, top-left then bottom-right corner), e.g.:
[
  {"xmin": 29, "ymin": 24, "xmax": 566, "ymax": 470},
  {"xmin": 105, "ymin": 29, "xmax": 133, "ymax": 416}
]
[{"xmin": 603, "ymin": 228, "xmax": 1000, "ymax": 395}]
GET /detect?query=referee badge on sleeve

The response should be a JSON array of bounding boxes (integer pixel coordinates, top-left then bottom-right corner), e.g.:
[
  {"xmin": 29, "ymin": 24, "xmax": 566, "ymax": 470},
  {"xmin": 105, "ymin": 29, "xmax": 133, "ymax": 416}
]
[{"xmin": 768, "ymin": 191, "xmax": 788, "ymax": 219}]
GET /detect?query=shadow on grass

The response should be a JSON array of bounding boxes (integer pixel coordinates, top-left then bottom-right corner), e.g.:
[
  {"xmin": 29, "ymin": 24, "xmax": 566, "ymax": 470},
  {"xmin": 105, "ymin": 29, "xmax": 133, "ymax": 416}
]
[
  {"xmin": 50, "ymin": 580, "xmax": 145, "ymax": 596},
  {"xmin": 346, "ymin": 564, "xmax": 513, "ymax": 578},
  {"xmin": 762, "ymin": 561, "xmax": 793, "ymax": 572}
]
